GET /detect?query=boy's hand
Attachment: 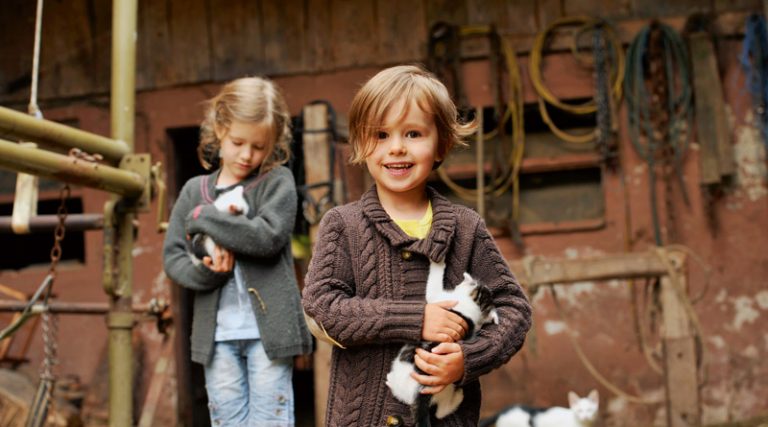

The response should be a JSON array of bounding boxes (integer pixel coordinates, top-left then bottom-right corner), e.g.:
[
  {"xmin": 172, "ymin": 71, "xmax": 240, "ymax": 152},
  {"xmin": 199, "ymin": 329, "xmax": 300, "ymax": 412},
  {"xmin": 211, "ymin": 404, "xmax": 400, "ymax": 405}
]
[
  {"xmin": 412, "ymin": 343, "xmax": 465, "ymax": 394},
  {"xmin": 422, "ymin": 301, "xmax": 469, "ymax": 342},
  {"xmin": 203, "ymin": 244, "xmax": 234, "ymax": 273}
]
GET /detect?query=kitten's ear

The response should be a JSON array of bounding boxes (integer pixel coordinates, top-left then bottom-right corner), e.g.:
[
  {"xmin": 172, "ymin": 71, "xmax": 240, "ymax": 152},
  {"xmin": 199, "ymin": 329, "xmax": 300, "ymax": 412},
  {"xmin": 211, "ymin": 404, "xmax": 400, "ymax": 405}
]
[
  {"xmin": 462, "ymin": 272, "xmax": 472, "ymax": 281},
  {"xmin": 588, "ymin": 389, "xmax": 599, "ymax": 403},
  {"xmin": 568, "ymin": 391, "xmax": 580, "ymax": 407}
]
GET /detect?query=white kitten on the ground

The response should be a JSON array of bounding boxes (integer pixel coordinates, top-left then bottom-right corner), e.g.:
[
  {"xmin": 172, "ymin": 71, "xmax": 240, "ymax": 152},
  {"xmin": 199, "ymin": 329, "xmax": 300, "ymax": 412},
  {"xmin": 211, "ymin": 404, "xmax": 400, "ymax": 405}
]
[{"xmin": 482, "ymin": 390, "xmax": 599, "ymax": 427}]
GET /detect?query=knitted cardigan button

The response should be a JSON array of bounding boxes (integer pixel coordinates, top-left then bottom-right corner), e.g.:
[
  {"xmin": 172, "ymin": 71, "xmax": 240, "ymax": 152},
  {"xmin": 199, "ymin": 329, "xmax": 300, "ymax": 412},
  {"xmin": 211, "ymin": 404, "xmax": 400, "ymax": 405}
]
[
  {"xmin": 385, "ymin": 415, "xmax": 404, "ymax": 426},
  {"xmin": 401, "ymin": 250, "xmax": 412, "ymax": 260}
]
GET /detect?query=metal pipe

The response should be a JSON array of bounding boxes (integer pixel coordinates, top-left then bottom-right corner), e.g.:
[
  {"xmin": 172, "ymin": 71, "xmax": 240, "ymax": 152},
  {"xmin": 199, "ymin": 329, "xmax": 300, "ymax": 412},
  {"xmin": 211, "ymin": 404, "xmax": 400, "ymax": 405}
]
[
  {"xmin": 0, "ymin": 214, "xmax": 103, "ymax": 233},
  {"xmin": 0, "ymin": 301, "xmax": 160, "ymax": 315},
  {"xmin": 0, "ymin": 138, "xmax": 144, "ymax": 197},
  {"xmin": 108, "ymin": 0, "xmax": 138, "ymax": 425},
  {"xmin": 0, "ymin": 106, "xmax": 129, "ymax": 163}
]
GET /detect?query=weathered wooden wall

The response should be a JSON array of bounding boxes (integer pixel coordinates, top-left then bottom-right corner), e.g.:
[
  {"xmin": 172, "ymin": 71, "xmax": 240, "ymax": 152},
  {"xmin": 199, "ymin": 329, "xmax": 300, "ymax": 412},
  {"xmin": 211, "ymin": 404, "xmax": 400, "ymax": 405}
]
[
  {"xmin": 1, "ymin": 1, "xmax": 767, "ymax": 426},
  {"xmin": 0, "ymin": 0, "xmax": 763, "ymax": 104}
]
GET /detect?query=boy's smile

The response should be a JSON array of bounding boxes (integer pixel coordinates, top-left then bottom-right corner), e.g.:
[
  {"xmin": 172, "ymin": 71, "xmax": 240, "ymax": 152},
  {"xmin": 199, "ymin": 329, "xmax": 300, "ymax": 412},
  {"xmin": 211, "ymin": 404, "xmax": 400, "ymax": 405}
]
[{"xmin": 366, "ymin": 99, "xmax": 440, "ymax": 213}]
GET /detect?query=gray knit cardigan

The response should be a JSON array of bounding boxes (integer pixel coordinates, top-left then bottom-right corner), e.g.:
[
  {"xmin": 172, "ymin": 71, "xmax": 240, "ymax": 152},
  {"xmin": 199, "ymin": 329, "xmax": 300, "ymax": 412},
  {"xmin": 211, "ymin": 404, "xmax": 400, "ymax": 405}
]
[
  {"xmin": 302, "ymin": 186, "xmax": 531, "ymax": 426},
  {"xmin": 163, "ymin": 166, "xmax": 312, "ymax": 364}
]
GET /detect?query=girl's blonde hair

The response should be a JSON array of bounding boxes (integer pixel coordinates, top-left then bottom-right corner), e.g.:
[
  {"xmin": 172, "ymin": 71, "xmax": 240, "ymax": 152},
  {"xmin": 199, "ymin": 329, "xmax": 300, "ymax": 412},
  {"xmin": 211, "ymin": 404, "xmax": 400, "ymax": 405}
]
[
  {"xmin": 348, "ymin": 64, "xmax": 476, "ymax": 164},
  {"xmin": 198, "ymin": 76, "xmax": 292, "ymax": 173}
]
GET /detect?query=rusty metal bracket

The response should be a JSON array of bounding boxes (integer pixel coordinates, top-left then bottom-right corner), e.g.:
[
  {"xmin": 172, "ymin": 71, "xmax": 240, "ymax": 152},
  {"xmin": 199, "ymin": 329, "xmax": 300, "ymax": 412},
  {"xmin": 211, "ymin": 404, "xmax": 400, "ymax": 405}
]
[
  {"xmin": 150, "ymin": 161, "xmax": 167, "ymax": 233},
  {"xmin": 119, "ymin": 153, "xmax": 152, "ymax": 212}
]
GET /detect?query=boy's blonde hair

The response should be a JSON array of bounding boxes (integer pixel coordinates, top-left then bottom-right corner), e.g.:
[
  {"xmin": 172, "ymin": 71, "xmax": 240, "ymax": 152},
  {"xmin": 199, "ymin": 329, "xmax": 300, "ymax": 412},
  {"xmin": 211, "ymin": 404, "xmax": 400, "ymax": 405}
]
[
  {"xmin": 348, "ymin": 64, "xmax": 476, "ymax": 164},
  {"xmin": 198, "ymin": 76, "xmax": 292, "ymax": 173}
]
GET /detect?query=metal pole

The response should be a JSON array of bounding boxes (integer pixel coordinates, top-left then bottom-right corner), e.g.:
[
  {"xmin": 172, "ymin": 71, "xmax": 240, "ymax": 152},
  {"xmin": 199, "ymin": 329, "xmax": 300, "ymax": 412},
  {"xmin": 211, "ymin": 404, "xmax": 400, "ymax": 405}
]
[
  {"xmin": 108, "ymin": 0, "xmax": 138, "ymax": 425},
  {"xmin": 0, "ymin": 106, "xmax": 129, "ymax": 163},
  {"xmin": 0, "ymin": 214, "xmax": 104, "ymax": 233},
  {"xmin": 0, "ymin": 301, "xmax": 160, "ymax": 315},
  {"xmin": 0, "ymin": 138, "xmax": 144, "ymax": 197}
]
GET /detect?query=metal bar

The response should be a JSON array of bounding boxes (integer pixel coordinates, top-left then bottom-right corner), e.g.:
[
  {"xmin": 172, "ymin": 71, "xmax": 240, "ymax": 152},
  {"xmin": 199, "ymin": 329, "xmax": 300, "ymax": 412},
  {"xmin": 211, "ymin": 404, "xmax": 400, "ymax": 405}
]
[
  {"xmin": 0, "ymin": 301, "xmax": 158, "ymax": 315},
  {"xmin": 0, "ymin": 138, "xmax": 144, "ymax": 197},
  {"xmin": 0, "ymin": 106, "xmax": 129, "ymax": 163},
  {"xmin": 108, "ymin": 0, "xmax": 138, "ymax": 425},
  {"xmin": 0, "ymin": 214, "xmax": 103, "ymax": 233}
]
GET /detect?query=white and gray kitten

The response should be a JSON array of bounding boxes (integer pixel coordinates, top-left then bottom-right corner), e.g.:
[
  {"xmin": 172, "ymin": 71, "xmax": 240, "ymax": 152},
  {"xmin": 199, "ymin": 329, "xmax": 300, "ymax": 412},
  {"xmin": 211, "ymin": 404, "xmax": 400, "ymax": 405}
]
[
  {"xmin": 188, "ymin": 185, "xmax": 249, "ymax": 262},
  {"xmin": 386, "ymin": 261, "xmax": 499, "ymax": 421}
]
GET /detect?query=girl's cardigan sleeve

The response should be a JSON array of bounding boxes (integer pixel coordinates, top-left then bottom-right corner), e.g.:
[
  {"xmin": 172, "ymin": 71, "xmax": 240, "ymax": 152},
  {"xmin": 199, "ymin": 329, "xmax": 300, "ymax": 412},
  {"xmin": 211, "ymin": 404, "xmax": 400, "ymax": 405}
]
[
  {"xmin": 162, "ymin": 178, "xmax": 231, "ymax": 292},
  {"xmin": 459, "ymin": 220, "xmax": 532, "ymax": 385},
  {"xmin": 301, "ymin": 209, "xmax": 425, "ymax": 347}
]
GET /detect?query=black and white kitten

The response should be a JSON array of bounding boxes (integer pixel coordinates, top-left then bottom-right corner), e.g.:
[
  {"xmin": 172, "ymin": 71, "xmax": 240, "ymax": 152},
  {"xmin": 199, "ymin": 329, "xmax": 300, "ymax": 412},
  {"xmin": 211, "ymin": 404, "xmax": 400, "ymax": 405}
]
[
  {"xmin": 188, "ymin": 185, "xmax": 249, "ymax": 262},
  {"xmin": 479, "ymin": 390, "xmax": 600, "ymax": 427},
  {"xmin": 386, "ymin": 261, "xmax": 499, "ymax": 420}
]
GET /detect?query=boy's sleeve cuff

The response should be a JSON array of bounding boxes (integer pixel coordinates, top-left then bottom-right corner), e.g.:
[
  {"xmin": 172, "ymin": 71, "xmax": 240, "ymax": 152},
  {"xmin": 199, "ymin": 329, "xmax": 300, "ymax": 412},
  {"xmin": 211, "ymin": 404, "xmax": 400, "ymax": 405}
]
[{"xmin": 380, "ymin": 301, "xmax": 425, "ymax": 342}]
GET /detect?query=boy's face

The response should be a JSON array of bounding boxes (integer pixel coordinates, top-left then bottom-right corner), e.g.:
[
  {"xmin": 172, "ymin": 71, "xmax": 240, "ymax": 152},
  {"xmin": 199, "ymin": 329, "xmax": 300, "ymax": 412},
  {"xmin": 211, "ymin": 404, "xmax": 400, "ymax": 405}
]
[
  {"xmin": 216, "ymin": 119, "xmax": 271, "ymax": 185},
  {"xmin": 365, "ymin": 99, "xmax": 440, "ymax": 202}
]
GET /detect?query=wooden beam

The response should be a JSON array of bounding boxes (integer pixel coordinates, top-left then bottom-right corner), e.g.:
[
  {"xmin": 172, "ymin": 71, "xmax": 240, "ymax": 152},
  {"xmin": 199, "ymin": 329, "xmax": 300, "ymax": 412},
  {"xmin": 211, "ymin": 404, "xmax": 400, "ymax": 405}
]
[
  {"xmin": 509, "ymin": 249, "xmax": 668, "ymax": 288},
  {"xmin": 302, "ymin": 103, "xmax": 333, "ymax": 427}
]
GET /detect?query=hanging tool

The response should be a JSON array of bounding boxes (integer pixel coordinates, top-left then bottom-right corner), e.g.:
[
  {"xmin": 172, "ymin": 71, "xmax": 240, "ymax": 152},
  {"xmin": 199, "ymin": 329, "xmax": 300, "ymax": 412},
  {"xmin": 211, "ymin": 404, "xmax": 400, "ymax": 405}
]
[{"xmin": 624, "ymin": 21, "xmax": 692, "ymax": 246}]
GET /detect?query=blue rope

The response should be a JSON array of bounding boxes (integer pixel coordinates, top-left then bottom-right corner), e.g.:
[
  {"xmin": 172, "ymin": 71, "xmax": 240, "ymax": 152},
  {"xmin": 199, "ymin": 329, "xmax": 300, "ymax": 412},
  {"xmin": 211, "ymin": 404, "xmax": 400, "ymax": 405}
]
[
  {"xmin": 624, "ymin": 22, "xmax": 692, "ymax": 245},
  {"xmin": 739, "ymin": 14, "xmax": 768, "ymax": 151}
]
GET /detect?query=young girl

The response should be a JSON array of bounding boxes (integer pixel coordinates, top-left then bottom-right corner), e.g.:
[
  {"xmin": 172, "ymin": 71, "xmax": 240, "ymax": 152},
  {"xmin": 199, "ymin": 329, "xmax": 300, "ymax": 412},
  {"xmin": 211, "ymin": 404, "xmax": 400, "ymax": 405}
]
[
  {"xmin": 302, "ymin": 65, "xmax": 532, "ymax": 426},
  {"xmin": 163, "ymin": 77, "xmax": 312, "ymax": 426}
]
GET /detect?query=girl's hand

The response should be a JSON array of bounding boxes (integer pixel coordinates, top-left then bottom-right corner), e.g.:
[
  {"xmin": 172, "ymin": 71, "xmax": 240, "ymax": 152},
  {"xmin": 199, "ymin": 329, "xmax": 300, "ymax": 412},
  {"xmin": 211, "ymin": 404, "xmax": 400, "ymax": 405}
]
[
  {"xmin": 422, "ymin": 301, "xmax": 469, "ymax": 343},
  {"xmin": 411, "ymin": 342, "xmax": 465, "ymax": 394},
  {"xmin": 203, "ymin": 244, "xmax": 234, "ymax": 273}
]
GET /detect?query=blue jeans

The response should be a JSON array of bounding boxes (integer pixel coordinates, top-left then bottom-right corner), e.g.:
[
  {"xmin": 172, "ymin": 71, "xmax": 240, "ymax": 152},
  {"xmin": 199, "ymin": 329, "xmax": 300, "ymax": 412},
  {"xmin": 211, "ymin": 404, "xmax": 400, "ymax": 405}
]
[{"xmin": 204, "ymin": 339, "xmax": 294, "ymax": 427}]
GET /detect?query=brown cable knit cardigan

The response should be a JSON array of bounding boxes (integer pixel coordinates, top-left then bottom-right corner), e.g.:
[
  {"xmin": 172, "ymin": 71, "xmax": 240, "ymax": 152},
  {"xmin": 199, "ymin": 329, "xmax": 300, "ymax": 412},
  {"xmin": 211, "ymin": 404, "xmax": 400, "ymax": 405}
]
[{"xmin": 302, "ymin": 186, "xmax": 531, "ymax": 426}]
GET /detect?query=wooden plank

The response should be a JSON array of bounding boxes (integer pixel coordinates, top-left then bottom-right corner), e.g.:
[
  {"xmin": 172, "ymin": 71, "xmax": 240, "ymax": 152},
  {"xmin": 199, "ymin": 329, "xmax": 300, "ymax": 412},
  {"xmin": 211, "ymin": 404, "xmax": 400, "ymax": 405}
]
[
  {"xmin": 509, "ymin": 250, "xmax": 669, "ymax": 288},
  {"xmin": 208, "ymin": 0, "xmax": 264, "ymax": 81},
  {"xmin": 376, "ymin": 0, "xmax": 427, "ymax": 64},
  {"xmin": 630, "ymin": 0, "xmax": 709, "ymax": 17},
  {"xmin": 425, "ymin": 0, "xmax": 468, "ymax": 26},
  {"xmin": 329, "ymin": 0, "xmax": 379, "ymax": 68},
  {"xmin": 503, "ymin": 0, "xmax": 538, "ymax": 35},
  {"xmin": 0, "ymin": 0, "xmax": 36, "ymax": 105},
  {"xmin": 305, "ymin": 0, "xmax": 333, "ymax": 72},
  {"xmin": 38, "ymin": 0, "xmax": 100, "ymax": 99},
  {"xmin": 303, "ymin": 104, "xmax": 333, "ymax": 427},
  {"xmin": 659, "ymin": 253, "xmax": 701, "ymax": 427},
  {"xmin": 262, "ymin": 0, "xmax": 307, "ymax": 75},
  {"xmin": 136, "ymin": 0, "xmax": 211, "ymax": 89},
  {"xmin": 563, "ymin": 0, "xmax": 633, "ymax": 19},
  {"xmin": 714, "ymin": 0, "xmax": 762, "ymax": 12}
]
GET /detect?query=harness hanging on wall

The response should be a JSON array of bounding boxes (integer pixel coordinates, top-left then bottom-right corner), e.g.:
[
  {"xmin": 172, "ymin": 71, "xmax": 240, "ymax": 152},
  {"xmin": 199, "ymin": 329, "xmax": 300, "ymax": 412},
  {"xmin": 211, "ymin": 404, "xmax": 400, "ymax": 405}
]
[
  {"xmin": 624, "ymin": 21, "xmax": 692, "ymax": 246},
  {"xmin": 686, "ymin": 14, "xmax": 735, "ymax": 235}
]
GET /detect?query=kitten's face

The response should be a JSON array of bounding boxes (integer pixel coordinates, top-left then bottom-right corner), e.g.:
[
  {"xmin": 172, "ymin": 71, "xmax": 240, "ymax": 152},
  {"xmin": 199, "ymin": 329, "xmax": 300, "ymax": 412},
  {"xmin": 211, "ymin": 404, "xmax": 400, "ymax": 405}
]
[
  {"xmin": 457, "ymin": 273, "xmax": 499, "ymax": 325},
  {"xmin": 569, "ymin": 390, "xmax": 599, "ymax": 422}
]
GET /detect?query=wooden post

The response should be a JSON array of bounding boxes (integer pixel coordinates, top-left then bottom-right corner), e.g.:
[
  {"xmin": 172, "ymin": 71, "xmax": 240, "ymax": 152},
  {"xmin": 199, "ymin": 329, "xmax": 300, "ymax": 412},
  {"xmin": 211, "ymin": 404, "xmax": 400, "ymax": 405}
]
[
  {"xmin": 660, "ymin": 252, "xmax": 701, "ymax": 427},
  {"xmin": 475, "ymin": 106, "xmax": 485, "ymax": 218},
  {"xmin": 303, "ymin": 103, "xmax": 332, "ymax": 427}
]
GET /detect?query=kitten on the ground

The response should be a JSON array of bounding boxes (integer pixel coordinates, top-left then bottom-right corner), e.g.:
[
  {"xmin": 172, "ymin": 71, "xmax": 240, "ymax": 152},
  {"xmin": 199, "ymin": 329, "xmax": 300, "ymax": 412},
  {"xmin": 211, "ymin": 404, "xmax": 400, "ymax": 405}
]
[{"xmin": 479, "ymin": 390, "xmax": 599, "ymax": 427}]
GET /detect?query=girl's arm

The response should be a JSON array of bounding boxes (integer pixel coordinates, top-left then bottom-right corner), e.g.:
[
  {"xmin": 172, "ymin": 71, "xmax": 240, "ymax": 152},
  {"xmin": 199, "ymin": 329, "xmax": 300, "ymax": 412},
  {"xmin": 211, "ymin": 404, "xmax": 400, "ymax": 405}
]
[
  {"xmin": 458, "ymin": 220, "xmax": 532, "ymax": 385},
  {"xmin": 184, "ymin": 167, "xmax": 296, "ymax": 259},
  {"xmin": 162, "ymin": 180, "xmax": 232, "ymax": 292},
  {"xmin": 301, "ymin": 209, "xmax": 425, "ymax": 347}
]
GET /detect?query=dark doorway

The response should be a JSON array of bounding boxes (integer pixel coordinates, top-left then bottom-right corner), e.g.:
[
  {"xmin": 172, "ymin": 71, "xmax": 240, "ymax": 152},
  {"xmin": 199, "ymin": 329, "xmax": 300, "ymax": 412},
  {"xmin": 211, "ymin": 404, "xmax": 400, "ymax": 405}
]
[
  {"xmin": 165, "ymin": 126, "xmax": 315, "ymax": 427},
  {"xmin": 166, "ymin": 126, "xmax": 209, "ymax": 427}
]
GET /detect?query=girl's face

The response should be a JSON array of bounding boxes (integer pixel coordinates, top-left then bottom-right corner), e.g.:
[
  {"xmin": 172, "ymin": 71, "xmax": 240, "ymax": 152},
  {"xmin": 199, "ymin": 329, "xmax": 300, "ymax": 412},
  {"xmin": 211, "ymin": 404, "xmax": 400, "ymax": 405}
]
[
  {"xmin": 365, "ymin": 99, "xmax": 440, "ymax": 204},
  {"xmin": 216, "ymin": 120, "xmax": 272, "ymax": 186}
]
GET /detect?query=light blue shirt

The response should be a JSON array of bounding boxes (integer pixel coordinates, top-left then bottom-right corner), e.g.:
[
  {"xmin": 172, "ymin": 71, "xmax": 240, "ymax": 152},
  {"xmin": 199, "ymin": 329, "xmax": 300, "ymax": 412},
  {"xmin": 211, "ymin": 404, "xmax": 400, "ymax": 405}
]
[{"xmin": 214, "ymin": 262, "xmax": 260, "ymax": 341}]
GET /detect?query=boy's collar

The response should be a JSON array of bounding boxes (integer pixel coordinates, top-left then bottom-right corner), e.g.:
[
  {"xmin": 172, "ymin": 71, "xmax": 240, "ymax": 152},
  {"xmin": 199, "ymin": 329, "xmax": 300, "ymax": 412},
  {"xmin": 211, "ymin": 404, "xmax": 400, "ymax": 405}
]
[{"xmin": 361, "ymin": 185, "xmax": 456, "ymax": 263}]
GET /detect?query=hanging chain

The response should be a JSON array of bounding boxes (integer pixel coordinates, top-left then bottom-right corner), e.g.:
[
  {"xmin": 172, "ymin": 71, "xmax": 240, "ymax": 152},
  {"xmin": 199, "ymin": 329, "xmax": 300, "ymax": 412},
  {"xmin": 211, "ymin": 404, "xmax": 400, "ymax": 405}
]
[{"xmin": 39, "ymin": 184, "xmax": 69, "ymax": 419}]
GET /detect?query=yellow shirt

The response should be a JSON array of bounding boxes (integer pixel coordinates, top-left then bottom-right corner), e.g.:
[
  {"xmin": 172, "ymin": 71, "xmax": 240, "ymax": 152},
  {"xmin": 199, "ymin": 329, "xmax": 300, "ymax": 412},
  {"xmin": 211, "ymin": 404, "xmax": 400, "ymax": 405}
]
[{"xmin": 392, "ymin": 202, "xmax": 433, "ymax": 239}]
